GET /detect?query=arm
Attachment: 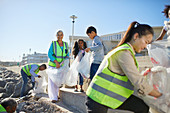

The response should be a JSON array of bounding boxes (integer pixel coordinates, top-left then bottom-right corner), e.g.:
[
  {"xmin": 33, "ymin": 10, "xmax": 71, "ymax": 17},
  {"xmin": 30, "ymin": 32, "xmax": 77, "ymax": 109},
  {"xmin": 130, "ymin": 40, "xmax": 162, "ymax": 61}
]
[
  {"xmin": 156, "ymin": 28, "xmax": 167, "ymax": 41},
  {"xmin": 30, "ymin": 65, "xmax": 39, "ymax": 77},
  {"xmin": 90, "ymin": 38, "xmax": 103, "ymax": 51},
  {"xmin": 48, "ymin": 42, "xmax": 56, "ymax": 62},
  {"xmin": 116, "ymin": 50, "xmax": 162, "ymax": 97}
]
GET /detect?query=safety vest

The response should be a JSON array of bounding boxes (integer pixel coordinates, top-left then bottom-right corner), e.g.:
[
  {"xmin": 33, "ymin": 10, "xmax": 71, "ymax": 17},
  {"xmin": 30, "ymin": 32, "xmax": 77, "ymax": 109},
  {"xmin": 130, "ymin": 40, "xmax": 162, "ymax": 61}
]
[
  {"xmin": 22, "ymin": 64, "xmax": 40, "ymax": 76},
  {"xmin": 86, "ymin": 43, "xmax": 139, "ymax": 109},
  {"xmin": 0, "ymin": 104, "xmax": 7, "ymax": 113},
  {"xmin": 48, "ymin": 41, "xmax": 69, "ymax": 67}
]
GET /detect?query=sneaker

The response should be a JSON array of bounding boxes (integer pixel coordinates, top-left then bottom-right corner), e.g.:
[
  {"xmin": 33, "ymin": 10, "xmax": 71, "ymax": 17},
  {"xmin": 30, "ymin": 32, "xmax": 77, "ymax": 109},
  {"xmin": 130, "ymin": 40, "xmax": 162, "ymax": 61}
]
[
  {"xmin": 80, "ymin": 89, "xmax": 84, "ymax": 92},
  {"xmin": 52, "ymin": 100, "xmax": 58, "ymax": 103},
  {"xmin": 74, "ymin": 89, "xmax": 78, "ymax": 92}
]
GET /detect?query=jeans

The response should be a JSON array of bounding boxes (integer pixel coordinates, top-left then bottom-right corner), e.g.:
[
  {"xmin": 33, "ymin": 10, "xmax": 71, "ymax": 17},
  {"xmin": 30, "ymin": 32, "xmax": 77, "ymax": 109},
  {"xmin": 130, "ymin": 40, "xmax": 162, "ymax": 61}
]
[
  {"xmin": 20, "ymin": 69, "xmax": 35, "ymax": 97},
  {"xmin": 85, "ymin": 95, "xmax": 149, "ymax": 113},
  {"xmin": 78, "ymin": 73, "xmax": 83, "ymax": 85},
  {"xmin": 90, "ymin": 63, "xmax": 100, "ymax": 80}
]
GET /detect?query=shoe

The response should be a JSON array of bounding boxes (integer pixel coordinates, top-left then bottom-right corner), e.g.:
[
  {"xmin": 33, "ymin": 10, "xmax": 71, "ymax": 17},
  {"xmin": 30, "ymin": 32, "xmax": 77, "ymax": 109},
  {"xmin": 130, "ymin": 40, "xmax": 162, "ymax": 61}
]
[
  {"xmin": 74, "ymin": 89, "xmax": 78, "ymax": 92},
  {"xmin": 51, "ymin": 100, "xmax": 57, "ymax": 103},
  {"xmin": 80, "ymin": 89, "xmax": 84, "ymax": 92}
]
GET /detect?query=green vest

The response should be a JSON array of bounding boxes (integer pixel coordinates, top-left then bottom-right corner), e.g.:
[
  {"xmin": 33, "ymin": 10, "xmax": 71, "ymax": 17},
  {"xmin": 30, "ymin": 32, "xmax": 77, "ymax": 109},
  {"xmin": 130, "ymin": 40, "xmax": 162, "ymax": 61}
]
[
  {"xmin": 22, "ymin": 64, "xmax": 40, "ymax": 76},
  {"xmin": 48, "ymin": 41, "xmax": 69, "ymax": 67},
  {"xmin": 86, "ymin": 43, "xmax": 139, "ymax": 109},
  {"xmin": 0, "ymin": 105, "xmax": 7, "ymax": 113}
]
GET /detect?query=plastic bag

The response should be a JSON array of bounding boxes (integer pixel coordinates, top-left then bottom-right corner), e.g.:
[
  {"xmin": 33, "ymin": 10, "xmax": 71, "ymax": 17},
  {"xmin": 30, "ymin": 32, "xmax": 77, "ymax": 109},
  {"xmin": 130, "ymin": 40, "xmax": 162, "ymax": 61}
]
[
  {"xmin": 142, "ymin": 66, "xmax": 170, "ymax": 113},
  {"xmin": 65, "ymin": 56, "xmax": 79, "ymax": 86},
  {"xmin": 147, "ymin": 39, "xmax": 170, "ymax": 67},
  {"xmin": 33, "ymin": 75, "xmax": 48, "ymax": 93},
  {"xmin": 77, "ymin": 52, "xmax": 91, "ymax": 78},
  {"xmin": 46, "ymin": 59, "xmax": 69, "ymax": 87}
]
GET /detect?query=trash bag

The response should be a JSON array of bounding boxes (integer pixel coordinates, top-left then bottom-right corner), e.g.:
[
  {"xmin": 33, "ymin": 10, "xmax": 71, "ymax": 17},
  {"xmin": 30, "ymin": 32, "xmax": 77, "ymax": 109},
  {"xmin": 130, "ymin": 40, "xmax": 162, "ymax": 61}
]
[
  {"xmin": 142, "ymin": 66, "xmax": 170, "ymax": 113},
  {"xmin": 65, "ymin": 56, "xmax": 79, "ymax": 86},
  {"xmin": 144, "ymin": 40, "xmax": 170, "ymax": 112},
  {"xmin": 46, "ymin": 59, "xmax": 69, "ymax": 87},
  {"xmin": 77, "ymin": 52, "xmax": 91, "ymax": 78},
  {"xmin": 33, "ymin": 75, "xmax": 48, "ymax": 94},
  {"xmin": 147, "ymin": 39, "xmax": 170, "ymax": 68}
]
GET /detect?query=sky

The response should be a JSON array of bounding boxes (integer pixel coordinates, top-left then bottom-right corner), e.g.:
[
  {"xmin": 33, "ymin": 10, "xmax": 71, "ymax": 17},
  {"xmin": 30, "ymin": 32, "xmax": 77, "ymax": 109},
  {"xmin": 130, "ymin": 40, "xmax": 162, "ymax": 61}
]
[{"xmin": 0, "ymin": 0, "xmax": 170, "ymax": 62}]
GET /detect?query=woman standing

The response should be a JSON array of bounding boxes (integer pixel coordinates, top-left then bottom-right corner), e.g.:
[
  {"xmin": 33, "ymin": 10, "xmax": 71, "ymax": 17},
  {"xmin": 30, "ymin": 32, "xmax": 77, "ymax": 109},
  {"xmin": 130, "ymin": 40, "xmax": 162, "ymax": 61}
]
[
  {"xmin": 48, "ymin": 30, "xmax": 69, "ymax": 103},
  {"xmin": 86, "ymin": 21, "xmax": 162, "ymax": 113}
]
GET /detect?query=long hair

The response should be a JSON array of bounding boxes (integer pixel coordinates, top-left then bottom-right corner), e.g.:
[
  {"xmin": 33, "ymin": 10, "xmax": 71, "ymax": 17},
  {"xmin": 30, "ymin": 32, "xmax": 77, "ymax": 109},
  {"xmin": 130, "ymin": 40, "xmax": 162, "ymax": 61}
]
[
  {"xmin": 162, "ymin": 5, "xmax": 170, "ymax": 18},
  {"xmin": 72, "ymin": 39, "xmax": 87, "ymax": 58},
  {"xmin": 117, "ymin": 21, "xmax": 154, "ymax": 47},
  {"xmin": 72, "ymin": 41, "xmax": 79, "ymax": 59}
]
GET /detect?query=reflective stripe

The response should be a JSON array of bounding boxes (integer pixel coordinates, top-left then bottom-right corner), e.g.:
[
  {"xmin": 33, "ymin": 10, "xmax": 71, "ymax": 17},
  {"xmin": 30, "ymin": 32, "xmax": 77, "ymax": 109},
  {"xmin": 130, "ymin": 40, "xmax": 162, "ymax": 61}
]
[
  {"xmin": 90, "ymin": 82, "xmax": 126, "ymax": 102},
  {"xmin": 0, "ymin": 105, "xmax": 6, "ymax": 112},
  {"xmin": 50, "ymin": 60, "xmax": 62, "ymax": 64},
  {"xmin": 98, "ymin": 73, "xmax": 134, "ymax": 90},
  {"xmin": 65, "ymin": 42, "xmax": 68, "ymax": 49},
  {"xmin": 54, "ymin": 41, "xmax": 57, "ymax": 57},
  {"xmin": 55, "ymin": 56, "xmax": 67, "ymax": 58},
  {"xmin": 24, "ymin": 65, "xmax": 31, "ymax": 75}
]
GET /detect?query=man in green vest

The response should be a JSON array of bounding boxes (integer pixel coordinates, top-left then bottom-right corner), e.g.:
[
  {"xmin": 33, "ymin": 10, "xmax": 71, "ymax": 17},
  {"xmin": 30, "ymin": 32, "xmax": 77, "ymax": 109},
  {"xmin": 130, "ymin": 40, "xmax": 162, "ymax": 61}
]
[
  {"xmin": 0, "ymin": 98, "xmax": 17, "ymax": 113},
  {"xmin": 20, "ymin": 64, "xmax": 47, "ymax": 97}
]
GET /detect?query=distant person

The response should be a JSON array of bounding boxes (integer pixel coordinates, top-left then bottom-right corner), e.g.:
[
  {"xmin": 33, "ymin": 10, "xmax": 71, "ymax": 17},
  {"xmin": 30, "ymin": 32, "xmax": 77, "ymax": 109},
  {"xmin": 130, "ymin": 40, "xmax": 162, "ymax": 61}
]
[
  {"xmin": 0, "ymin": 98, "xmax": 17, "ymax": 113},
  {"xmin": 48, "ymin": 30, "xmax": 69, "ymax": 103},
  {"xmin": 20, "ymin": 64, "xmax": 47, "ymax": 97},
  {"xmin": 72, "ymin": 39, "xmax": 87, "ymax": 92},
  {"xmin": 85, "ymin": 26, "xmax": 104, "ymax": 81},
  {"xmin": 156, "ymin": 5, "xmax": 170, "ymax": 40},
  {"xmin": 86, "ymin": 21, "xmax": 162, "ymax": 113}
]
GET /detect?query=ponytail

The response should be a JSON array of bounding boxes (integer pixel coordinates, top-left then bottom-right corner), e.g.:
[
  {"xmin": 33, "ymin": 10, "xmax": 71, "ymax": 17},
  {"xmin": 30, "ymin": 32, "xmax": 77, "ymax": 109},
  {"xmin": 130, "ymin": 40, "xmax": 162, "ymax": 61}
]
[{"xmin": 117, "ymin": 21, "xmax": 154, "ymax": 47}]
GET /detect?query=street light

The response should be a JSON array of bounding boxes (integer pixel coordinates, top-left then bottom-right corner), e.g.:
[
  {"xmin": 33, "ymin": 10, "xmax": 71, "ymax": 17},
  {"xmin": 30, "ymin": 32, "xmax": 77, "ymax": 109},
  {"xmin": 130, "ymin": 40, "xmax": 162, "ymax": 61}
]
[{"xmin": 70, "ymin": 15, "xmax": 77, "ymax": 58}]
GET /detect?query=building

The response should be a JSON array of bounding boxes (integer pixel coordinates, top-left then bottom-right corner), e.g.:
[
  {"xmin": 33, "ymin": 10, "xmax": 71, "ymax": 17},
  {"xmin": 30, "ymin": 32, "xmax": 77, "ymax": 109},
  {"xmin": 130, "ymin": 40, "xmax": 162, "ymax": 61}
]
[
  {"xmin": 69, "ymin": 26, "xmax": 166, "ymax": 56},
  {"xmin": 22, "ymin": 52, "xmax": 48, "ymax": 65}
]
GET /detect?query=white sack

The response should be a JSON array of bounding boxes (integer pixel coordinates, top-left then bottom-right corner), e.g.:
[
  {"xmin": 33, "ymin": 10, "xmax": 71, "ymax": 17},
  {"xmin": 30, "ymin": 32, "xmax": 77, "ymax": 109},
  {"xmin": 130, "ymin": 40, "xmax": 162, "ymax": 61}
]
[
  {"xmin": 46, "ymin": 59, "xmax": 69, "ymax": 87},
  {"xmin": 77, "ymin": 52, "xmax": 91, "ymax": 78},
  {"xmin": 142, "ymin": 66, "xmax": 170, "ymax": 113},
  {"xmin": 147, "ymin": 39, "xmax": 170, "ymax": 68}
]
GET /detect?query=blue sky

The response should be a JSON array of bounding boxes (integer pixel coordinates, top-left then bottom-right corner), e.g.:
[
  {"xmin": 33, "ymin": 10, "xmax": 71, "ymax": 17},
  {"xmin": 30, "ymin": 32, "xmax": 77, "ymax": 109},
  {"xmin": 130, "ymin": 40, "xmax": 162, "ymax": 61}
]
[{"xmin": 0, "ymin": 0, "xmax": 170, "ymax": 61}]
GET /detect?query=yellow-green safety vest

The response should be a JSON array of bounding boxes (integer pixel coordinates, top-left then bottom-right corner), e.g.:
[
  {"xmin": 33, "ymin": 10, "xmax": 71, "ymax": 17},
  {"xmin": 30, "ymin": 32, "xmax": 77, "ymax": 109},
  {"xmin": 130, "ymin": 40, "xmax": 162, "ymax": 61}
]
[
  {"xmin": 48, "ymin": 41, "xmax": 69, "ymax": 67},
  {"xmin": 22, "ymin": 64, "xmax": 40, "ymax": 76},
  {"xmin": 0, "ymin": 104, "xmax": 7, "ymax": 113},
  {"xmin": 86, "ymin": 43, "xmax": 139, "ymax": 109}
]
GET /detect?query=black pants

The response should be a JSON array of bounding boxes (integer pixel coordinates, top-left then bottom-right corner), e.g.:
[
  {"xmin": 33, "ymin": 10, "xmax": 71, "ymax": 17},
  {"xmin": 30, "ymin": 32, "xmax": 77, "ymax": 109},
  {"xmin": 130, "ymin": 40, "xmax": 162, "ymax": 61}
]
[{"xmin": 85, "ymin": 95, "xmax": 149, "ymax": 113}]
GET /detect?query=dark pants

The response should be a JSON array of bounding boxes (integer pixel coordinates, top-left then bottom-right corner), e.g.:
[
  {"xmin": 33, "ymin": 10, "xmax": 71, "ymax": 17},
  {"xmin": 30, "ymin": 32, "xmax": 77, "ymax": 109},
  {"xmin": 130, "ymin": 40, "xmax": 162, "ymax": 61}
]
[
  {"xmin": 78, "ymin": 73, "xmax": 83, "ymax": 85},
  {"xmin": 90, "ymin": 63, "xmax": 100, "ymax": 80},
  {"xmin": 20, "ymin": 69, "xmax": 35, "ymax": 97},
  {"xmin": 85, "ymin": 95, "xmax": 149, "ymax": 113}
]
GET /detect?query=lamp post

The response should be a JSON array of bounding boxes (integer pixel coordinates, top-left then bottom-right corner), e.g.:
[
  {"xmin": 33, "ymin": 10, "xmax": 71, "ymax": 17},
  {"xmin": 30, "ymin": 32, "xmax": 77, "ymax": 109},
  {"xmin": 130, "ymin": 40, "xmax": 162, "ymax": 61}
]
[{"xmin": 70, "ymin": 15, "xmax": 77, "ymax": 58}]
